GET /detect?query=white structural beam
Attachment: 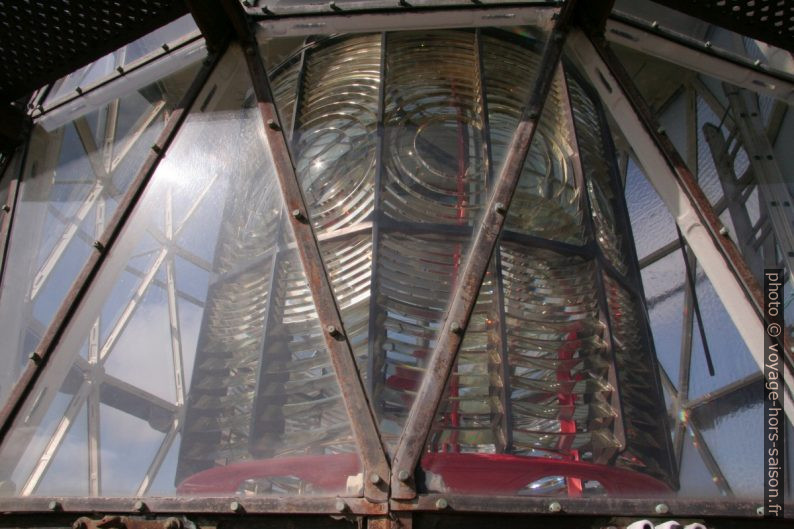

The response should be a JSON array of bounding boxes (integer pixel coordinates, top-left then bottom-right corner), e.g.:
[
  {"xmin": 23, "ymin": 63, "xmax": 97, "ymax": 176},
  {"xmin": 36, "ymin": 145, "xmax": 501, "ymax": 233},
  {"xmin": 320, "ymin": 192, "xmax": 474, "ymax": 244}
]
[
  {"xmin": 604, "ymin": 18, "xmax": 794, "ymax": 104},
  {"xmin": 566, "ymin": 29, "xmax": 794, "ymax": 421}
]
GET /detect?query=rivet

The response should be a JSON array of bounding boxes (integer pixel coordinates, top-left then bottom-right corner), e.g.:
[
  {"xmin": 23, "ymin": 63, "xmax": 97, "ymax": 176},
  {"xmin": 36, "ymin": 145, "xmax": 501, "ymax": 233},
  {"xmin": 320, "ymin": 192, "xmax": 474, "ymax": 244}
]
[
  {"xmin": 29, "ymin": 352, "xmax": 42, "ymax": 364},
  {"xmin": 48, "ymin": 500, "xmax": 61, "ymax": 511},
  {"xmin": 163, "ymin": 518, "xmax": 182, "ymax": 529},
  {"xmin": 329, "ymin": 0, "xmax": 341, "ymax": 10},
  {"xmin": 399, "ymin": 0, "xmax": 409, "ymax": 6},
  {"xmin": 548, "ymin": 501, "xmax": 562, "ymax": 513},
  {"xmin": 335, "ymin": 499, "xmax": 347, "ymax": 512},
  {"xmin": 93, "ymin": 240, "xmax": 105, "ymax": 252},
  {"xmin": 397, "ymin": 469, "xmax": 410, "ymax": 481},
  {"xmin": 528, "ymin": 111, "xmax": 539, "ymax": 120},
  {"xmin": 75, "ymin": 86, "xmax": 83, "ymax": 95},
  {"xmin": 73, "ymin": 520, "xmax": 87, "ymax": 529},
  {"xmin": 369, "ymin": 473, "xmax": 381, "ymax": 484},
  {"xmin": 267, "ymin": 119, "xmax": 281, "ymax": 131},
  {"xmin": 230, "ymin": 500, "xmax": 243, "ymax": 513},
  {"xmin": 435, "ymin": 498, "xmax": 448, "ymax": 509},
  {"xmin": 242, "ymin": 0, "xmax": 252, "ymax": 6},
  {"xmin": 656, "ymin": 126, "xmax": 665, "ymax": 135},
  {"xmin": 450, "ymin": 322, "xmax": 463, "ymax": 335},
  {"xmin": 291, "ymin": 208, "xmax": 307, "ymax": 222},
  {"xmin": 133, "ymin": 500, "xmax": 146, "ymax": 512},
  {"xmin": 754, "ymin": 59, "xmax": 761, "ymax": 66},
  {"xmin": 655, "ymin": 503, "xmax": 669, "ymax": 514},
  {"xmin": 494, "ymin": 202, "xmax": 507, "ymax": 215},
  {"xmin": 1, "ymin": 204, "xmax": 10, "ymax": 212}
]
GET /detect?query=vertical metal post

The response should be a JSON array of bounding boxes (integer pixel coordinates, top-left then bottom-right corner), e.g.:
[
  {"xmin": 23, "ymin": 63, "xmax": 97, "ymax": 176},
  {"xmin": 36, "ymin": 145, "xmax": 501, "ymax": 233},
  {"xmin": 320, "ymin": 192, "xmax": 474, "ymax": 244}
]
[
  {"xmin": 389, "ymin": 1, "xmax": 579, "ymax": 499},
  {"xmin": 245, "ymin": 41, "xmax": 390, "ymax": 502}
]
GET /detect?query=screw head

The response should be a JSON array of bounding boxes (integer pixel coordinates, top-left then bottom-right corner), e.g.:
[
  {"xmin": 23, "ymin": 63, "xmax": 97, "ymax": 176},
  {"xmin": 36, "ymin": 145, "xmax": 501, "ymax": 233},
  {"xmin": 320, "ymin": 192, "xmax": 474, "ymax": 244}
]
[
  {"xmin": 326, "ymin": 324, "xmax": 341, "ymax": 338},
  {"xmin": 369, "ymin": 473, "xmax": 381, "ymax": 484},
  {"xmin": 335, "ymin": 499, "xmax": 347, "ymax": 512},
  {"xmin": 651, "ymin": 20, "xmax": 659, "ymax": 28},
  {"xmin": 397, "ymin": 469, "xmax": 410, "ymax": 481},
  {"xmin": 655, "ymin": 503, "xmax": 669, "ymax": 514},
  {"xmin": 719, "ymin": 226, "xmax": 728, "ymax": 236},
  {"xmin": 548, "ymin": 501, "xmax": 562, "ymax": 513},
  {"xmin": 705, "ymin": 40, "xmax": 712, "ymax": 48},
  {"xmin": 494, "ymin": 202, "xmax": 507, "ymax": 215},
  {"xmin": 230, "ymin": 500, "xmax": 243, "ymax": 513},
  {"xmin": 656, "ymin": 126, "xmax": 665, "ymax": 135},
  {"xmin": 435, "ymin": 498, "xmax": 449, "ymax": 509},
  {"xmin": 267, "ymin": 119, "xmax": 281, "ymax": 131}
]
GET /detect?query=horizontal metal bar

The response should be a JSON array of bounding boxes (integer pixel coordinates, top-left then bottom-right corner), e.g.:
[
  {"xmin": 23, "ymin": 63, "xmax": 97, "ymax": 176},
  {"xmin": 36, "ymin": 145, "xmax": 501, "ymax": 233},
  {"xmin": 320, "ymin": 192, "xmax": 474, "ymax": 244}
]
[
  {"xmin": 605, "ymin": 16, "xmax": 794, "ymax": 104},
  {"xmin": 0, "ymin": 497, "xmax": 387, "ymax": 516},
  {"xmin": 391, "ymin": 495, "xmax": 779, "ymax": 519},
  {"xmin": 254, "ymin": 5, "xmax": 556, "ymax": 40}
]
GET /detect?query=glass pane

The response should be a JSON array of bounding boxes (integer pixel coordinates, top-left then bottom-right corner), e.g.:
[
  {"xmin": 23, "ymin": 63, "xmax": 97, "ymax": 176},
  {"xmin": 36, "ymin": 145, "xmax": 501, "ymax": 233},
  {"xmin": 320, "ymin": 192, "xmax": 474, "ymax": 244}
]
[
  {"xmin": 625, "ymin": 157, "xmax": 677, "ymax": 261},
  {"xmin": 0, "ymin": 45, "xmax": 361, "ymax": 498},
  {"xmin": 0, "ymin": 56, "xmax": 204, "ymax": 413}
]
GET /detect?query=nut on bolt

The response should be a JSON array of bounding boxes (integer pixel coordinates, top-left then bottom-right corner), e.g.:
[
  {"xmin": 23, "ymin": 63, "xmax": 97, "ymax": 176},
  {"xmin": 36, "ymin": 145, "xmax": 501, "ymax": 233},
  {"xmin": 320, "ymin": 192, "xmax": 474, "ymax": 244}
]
[
  {"xmin": 29, "ymin": 352, "xmax": 42, "ymax": 364},
  {"xmin": 450, "ymin": 322, "xmax": 463, "ymax": 335},
  {"xmin": 48, "ymin": 500, "xmax": 61, "ymax": 511},
  {"xmin": 133, "ymin": 500, "xmax": 146, "ymax": 512},
  {"xmin": 291, "ymin": 208, "xmax": 307, "ymax": 223},
  {"xmin": 163, "ymin": 518, "xmax": 182, "ymax": 529}
]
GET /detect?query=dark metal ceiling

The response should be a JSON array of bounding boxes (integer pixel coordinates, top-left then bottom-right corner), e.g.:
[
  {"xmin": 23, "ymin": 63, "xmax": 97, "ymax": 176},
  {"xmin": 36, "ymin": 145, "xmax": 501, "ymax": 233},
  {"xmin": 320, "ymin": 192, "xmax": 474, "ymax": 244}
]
[{"xmin": 0, "ymin": 0, "xmax": 188, "ymax": 105}]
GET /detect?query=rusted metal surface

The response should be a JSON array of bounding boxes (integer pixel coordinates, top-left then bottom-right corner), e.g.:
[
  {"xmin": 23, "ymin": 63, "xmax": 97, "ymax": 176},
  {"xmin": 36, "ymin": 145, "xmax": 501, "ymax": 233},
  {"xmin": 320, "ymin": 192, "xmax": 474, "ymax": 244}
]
[
  {"xmin": 0, "ymin": 50, "xmax": 221, "ymax": 446},
  {"xmin": 391, "ymin": 495, "xmax": 784, "ymax": 519},
  {"xmin": 388, "ymin": 0, "xmax": 578, "ymax": 500},
  {"xmin": 73, "ymin": 516, "xmax": 184, "ymax": 529},
  {"xmin": 0, "ymin": 497, "xmax": 387, "ymax": 516},
  {"xmin": 238, "ymin": 5, "xmax": 391, "ymax": 503}
]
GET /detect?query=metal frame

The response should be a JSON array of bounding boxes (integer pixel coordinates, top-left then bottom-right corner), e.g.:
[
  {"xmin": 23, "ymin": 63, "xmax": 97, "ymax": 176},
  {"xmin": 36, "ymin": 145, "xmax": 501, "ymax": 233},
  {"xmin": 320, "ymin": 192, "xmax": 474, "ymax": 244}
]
[{"xmin": 0, "ymin": 0, "xmax": 791, "ymax": 524}]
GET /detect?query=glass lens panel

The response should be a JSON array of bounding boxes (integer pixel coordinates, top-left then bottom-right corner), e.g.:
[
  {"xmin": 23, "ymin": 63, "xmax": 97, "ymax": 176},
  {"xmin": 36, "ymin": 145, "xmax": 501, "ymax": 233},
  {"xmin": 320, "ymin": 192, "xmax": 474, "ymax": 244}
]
[
  {"xmin": 0, "ymin": 57, "xmax": 204, "ymax": 412},
  {"xmin": 0, "ymin": 46, "xmax": 360, "ymax": 498}
]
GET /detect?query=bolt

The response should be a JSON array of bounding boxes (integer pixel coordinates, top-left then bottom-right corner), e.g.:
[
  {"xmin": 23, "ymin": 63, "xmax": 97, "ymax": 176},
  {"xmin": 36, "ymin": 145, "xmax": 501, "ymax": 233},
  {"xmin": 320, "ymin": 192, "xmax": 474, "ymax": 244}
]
[
  {"xmin": 335, "ymin": 499, "xmax": 348, "ymax": 512},
  {"xmin": 757, "ymin": 506, "xmax": 765, "ymax": 516},
  {"xmin": 152, "ymin": 144, "xmax": 162, "ymax": 154},
  {"xmin": 397, "ymin": 469, "xmax": 410, "ymax": 481},
  {"xmin": 291, "ymin": 208, "xmax": 307, "ymax": 222},
  {"xmin": 369, "ymin": 473, "xmax": 382, "ymax": 484},
  {"xmin": 655, "ymin": 503, "xmax": 669, "ymax": 514},
  {"xmin": 267, "ymin": 119, "xmax": 281, "ymax": 131},
  {"xmin": 29, "ymin": 352, "xmax": 42, "ymax": 364},
  {"xmin": 116, "ymin": 66, "xmax": 124, "ymax": 75},
  {"xmin": 162, "ymin": 43, "xmax": 171, "ymax": 52},
  {"xmin": 494, "ymin": 202, "xmax": 507, "ymax": 215},
  {"xmin": 326, "ymin": 324, "xmax": 342, "ymax": 338},
  {"xmin": 230, "ymin": 500, "xmax": 243, "ymax": 513},
  {"xmin": 75, "ymin": 86, "xmax": 83, "ymax": 95},
  {"xmin": 133, "ymin": 500, "xmax": 146, "ymax": 512},
  {"xmin": 1, "ymin": 204, "xmax": 10, "ymax": 212},
  {"xmin": 435, "ymin": 498, "xmax": 449, "ymax": 509},
  {"xmin": 242, "ymin": 0, "xmax": 251, "ymax": 6},
  {"xmin": 399, "ymin": 0, "xmax": 409, "ymax": 6},
  {"xmin": 704, "ymin": 40, "xmax": 712, "ymax": 48},
  {"xmin": 450, "ymin": 322, "xmax": 463, "ymax": 335},
  {"xmin": 73, "ymin": 520, "xmax": 87, "ymax": 529},
  {"xmin": 548, "ymin": 501, "xmax": 562, "ymax": 513},
  {"xmin": 329, "ymin": 0, "xmax": 341, "ymax": 9},
  {"xmin": 719, "ymin": 226, "xmax": 728, "ymax": 236},
  {"xmin": 93, "ymin": 240, "xmax": 105, "ymax": 252},
  {"xmin": 163, "ymin": 518, "xmax": 182, "ymax": 529},
  {"xmin": 528, "ymin": 110, "xmax": 539, "ymax": 120},
  {"xmin": 48, "ymin": 500, "xmax": 61, "ymax": 511},
  {"xmin": 651, "ymin": 20, "xmax": 659, "ymax": 28}
]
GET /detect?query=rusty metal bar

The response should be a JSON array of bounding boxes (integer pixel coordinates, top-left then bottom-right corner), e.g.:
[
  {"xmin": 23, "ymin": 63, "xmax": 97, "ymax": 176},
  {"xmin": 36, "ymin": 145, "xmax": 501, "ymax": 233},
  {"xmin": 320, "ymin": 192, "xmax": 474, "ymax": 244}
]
[
  {"xmin": 0, "ymin": 50, "xmax": 221, "ymax": 446},
  {"xmin": 390, "ymin": 495, "xmax": 772, "ymax": 518},
  {"xmin": 0, "ymin": 146, "xmax": 25, "ymax": 296},
  {"xmin": 0, "ymin": 497, "xmax": 387, "ymax": 516},
  {"xmin": 242, "ymin": 26, "xmax": 390, "ymax": 503},
  {"xmin": 389, "ymin": 0, "xmax": 578, "ymax": 500}
]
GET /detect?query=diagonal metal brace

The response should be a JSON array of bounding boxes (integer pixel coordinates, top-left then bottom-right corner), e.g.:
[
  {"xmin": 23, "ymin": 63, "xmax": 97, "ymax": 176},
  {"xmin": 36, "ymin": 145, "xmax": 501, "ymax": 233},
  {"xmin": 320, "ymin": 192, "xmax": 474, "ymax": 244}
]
[{"xmin": 388, "ymin": 0, "xmax": 580, "ymax": 500}]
